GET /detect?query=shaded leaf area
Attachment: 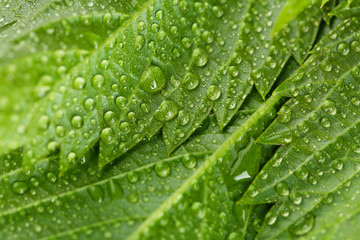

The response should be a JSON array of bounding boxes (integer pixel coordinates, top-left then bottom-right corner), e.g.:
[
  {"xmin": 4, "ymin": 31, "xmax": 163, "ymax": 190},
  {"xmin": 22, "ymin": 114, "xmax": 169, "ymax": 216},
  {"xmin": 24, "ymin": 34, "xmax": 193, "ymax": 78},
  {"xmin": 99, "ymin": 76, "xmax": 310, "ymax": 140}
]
[
  {"xmin": 0, "ymin": 103, "xmax": 272, "ymax": 240},
  {"xmin": 330, "ymin": 0, "xmax": 360, "ymax": 18},
  {"xmin": 240, "ymin": 18, "xmax": 360, "ymax": 239},
  {"xmin": 0, "ymin": 7, "xmax": 139, "ymax": 154},
  {"xmin": 0, "ymin": 0, "xmax": 147, "ymax": 56},
  {"xmin": 0, "ymin": 0, "xmax": 323, "ymax": 174}
]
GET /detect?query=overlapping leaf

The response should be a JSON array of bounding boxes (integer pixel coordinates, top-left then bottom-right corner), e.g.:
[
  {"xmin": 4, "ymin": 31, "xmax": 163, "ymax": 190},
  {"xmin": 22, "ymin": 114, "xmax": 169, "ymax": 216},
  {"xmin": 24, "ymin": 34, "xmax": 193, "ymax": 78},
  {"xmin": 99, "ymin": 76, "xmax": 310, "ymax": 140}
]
[
  {"xmin": 0, "ymin": 95, "xmax": 273, "ymax": 239},
  {"xmin": 240, "ymin": 17, "xmax": 360, "ymax": 239},
  {"xmin": 0, "ymin": 0, "xmax": 325, "ymax": 174}
]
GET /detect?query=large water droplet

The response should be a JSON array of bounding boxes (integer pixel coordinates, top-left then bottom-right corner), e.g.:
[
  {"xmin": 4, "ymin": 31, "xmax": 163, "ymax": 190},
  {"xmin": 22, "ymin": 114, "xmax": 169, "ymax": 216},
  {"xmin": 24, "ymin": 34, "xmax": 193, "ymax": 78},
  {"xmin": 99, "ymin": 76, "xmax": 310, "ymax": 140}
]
[
  {"xmin": 101, "ymin": 128, "xmax": 114, "ymax": 143},
  {"xmin": 87, "ymin": 185, "xmax": 105, "ymax": 203},
  {"xmin": 73, "ymin": 77, "xmax": 86, "ymax": 90},
  {"xmin": 12, "ymin": 181, "xmax": 29, "ymax": 195},
  {"xmin": 71, "ymin": 115, "xmax": 83, "ymax": 129},
  {"xmin": 140, "ymin": 66, "xmax": 166, "ymax": 93},
  {"xmin": 289, "ymin": 213, "xmax": 315, "ymax": 236},
  {"xmin": 207, "ymin": 85, "xmax": 221, "ymax": 101},
  {"xmin": 182, "ymin": 73, "xmax": 199, "ymax": 90},
  {"xmin": 192, "ymin": 48, "xmax": 208, "ymax": 67},
  {"xmin": 92, "ymin": 74, "xmax": 105, "ymax": 89},
  {"xmin": 154, "ymin": 100, "xmax": 179, "ymax": 122},
  {"xmin": 154, "ymin": 162, "xmax": 171, "ymax": 177}
]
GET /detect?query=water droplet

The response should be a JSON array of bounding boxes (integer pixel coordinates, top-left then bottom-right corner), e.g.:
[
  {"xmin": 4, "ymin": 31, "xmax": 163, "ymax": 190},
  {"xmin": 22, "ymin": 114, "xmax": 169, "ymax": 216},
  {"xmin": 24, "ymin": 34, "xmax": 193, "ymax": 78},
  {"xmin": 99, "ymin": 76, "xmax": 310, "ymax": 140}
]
[
  {"xmin": 338, "ymin": 43, "xmax": 349, "ymax": 55},
  {"xmin": 192, "ymin": 48, "xmax": 208, "ymax": 67},
  {"xmin": 46, "ymin": 172, "xmax": 57, "ymax": 183},
  {"xmin": 120, "ymin": 122, "xmax": 130, "ymax": 133},
  {"xmin": 140, "ymin": 66, "xmax": 166, "ymax": 93},
  {"xmin": 279, "ymin": 106, "xmax": 291, "ymax": 123},
  {"xmin": 252, "ymin": 218, "xmax": 262, "ymax": 232},
  {"xmin": 100, "ymin": 60, "xmax": 109, "ymax": 70},
  {"xmin": 84, "ymin": 98, "xmax": 95, "ymax": 111},
  {"xmin": 265, "ymin": 211, "xmax": 277, "ymax": 225},
  {"xmin": 104, "ymin": 111, "xmax": 116, "ymax": 125},
  {"xmin": 178, "ymin": 110, "xmax": 190, "ymax": 125},
  {"xmin": 135, "ymin": 35, "xmax": 145, "ymax": 50},
  {"xmin": 154, "ymin": 100, "xmax": 179, "ymax": 122},
  {"xmin": 275, "ymin": 182, "xmax": 289, "ymax": 196},
  {"xmin": 127, "ymin": 171, "xmax": 139, "ymax": 183},
  {"xmin": 226, "ymin": 232, "xmax": 241, "ymax": 240},
  {"xmin": 289, "ymin": 213, "xmax": 315, "ymax": 236},
  {"xmin": 322, "ymin": 193, "xmax": 333, "ymax": 204},
  {"xmin": 101, "ymin": 128, "xmax": 114, "ymax": 143},
  {"xmin": 73, "ymin": 77, "xmax": 86, "ymax": 90},
  {"xmin": 47, "ymin": 141, "xmax": 59, "ymax": 152},
  {"xmin": 182, "ymin": 155, "xmax": 197, "ymax": 169},
  {"xmin": 290, "ymin": 192, "xmax": 302, "ymax": 205},
  {"xmin": 30, "ymin": 177, "xmax": 40, "ymax": 187},
  {"xmin": 154, "ymin": 162, "xmax": 171, "ymax": 177},
  {"xmin": 320, "ymin": 118, "xmax": 331, "ymax": 128},
  {"xmin": 294, "ymin": 166, "xmax": 308, "ymax": 180},
  {"xmin": 202, "ymin": 31, "xmax": 213, "ymax": 44},
  {"xmin": 141, "ymin": 103, "xmax": 150, "ymax": 113},
  {"xmin": 351, "ymin": 97, "xmax": 360, "ymax": 106},
  {"xmin": 92, "ymin": 74, "xmax": 104, "ymax": 89},
  {"xmin": 38, "ymin": 115, "xmax": 50, "ymax": 130},
  {"xmin": 116, "ymin": 96, "xmax": 127, "ymax": 108},
  {"xmin": 207, "ymin": 85, "xmax": 221, "ymax": 101},
  {"xmin": 332, "ymin": 159, "xmax": 343, "ymax": 171},
  {"xmin": 12, "ymin": 181, "xmax": 29, "ymax": 195},
  {"xmin": 212, "ymin": 6, "xmax": 224, "ymax": 18},
  {"xmin": 322, "ymin": 100, "xmax": 336, "ymax": 115},
  {"xmin": 351, "ymin": 40, "xmax": 360, "ymax": 52},
  {"xmin": 87, "ymin": 185, "xmax": 105, "ymax": 203},
  {"xmin": 182, "ymin": 73, "xmax": 199, "ymax": 90},
  {"xmin": 127, "ymin": 193, "xmax": 139, "ymax": 203},
  {"xmin": 56, "ymin": 125, "xmax": 65, "ymax": 137},
  {"xmin": 71, "ymin": 116, "xmax": 83, "ymax": 128},
  {"xmin": 67, "ymin": 152, "xmax": 77, "ymax": 164}
]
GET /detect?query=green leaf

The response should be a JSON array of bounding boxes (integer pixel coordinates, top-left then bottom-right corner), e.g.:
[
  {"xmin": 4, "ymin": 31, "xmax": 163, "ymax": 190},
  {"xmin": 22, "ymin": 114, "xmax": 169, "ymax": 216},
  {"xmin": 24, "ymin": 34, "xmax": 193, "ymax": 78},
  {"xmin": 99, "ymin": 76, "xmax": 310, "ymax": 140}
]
[
  {"xmin": 0, "ymin": 0, "xmax": 322, "ymax": 174},
  {"xmin": 240, "ymin": 17, "xmax": 360, "ymax": 239},
  {"xmin": 0, "ymin": 99, "xmax": 273, "ymax": 239},
  {"xmin": 330, "ymin": 0, "xmax": 360, "ymax": 18}
]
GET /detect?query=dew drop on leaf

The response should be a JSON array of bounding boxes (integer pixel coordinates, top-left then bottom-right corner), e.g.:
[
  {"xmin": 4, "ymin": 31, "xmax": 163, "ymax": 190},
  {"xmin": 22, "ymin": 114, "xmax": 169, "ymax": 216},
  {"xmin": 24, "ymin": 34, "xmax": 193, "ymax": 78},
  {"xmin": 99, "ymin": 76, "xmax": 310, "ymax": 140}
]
[
  {"xmin": 38, "ymin": 115, "xmax": 50, "ymax": 130},
  {"xmin": 73, "ymin": 77, "xmax": 86, "ymax": 90},
  {"xmin": 154, "ymin": 100, "xmax": 179, "ymax": 122},
  {"xmin": 154, "ymin": 161, "xmax": 171, "ymax": 177},
  {"xmin": 92, "ymin": 74, "xmax": 105, "ymax": 89},
  {"xmin": 11, "ymin": 181, "xmax": 29, "ymax": 195},
  {"xmin": 226, "ymin": 232, "xmax": 241, "ymax": 240},
  {"xmin": 337, "ymin": 43, "xmax": 349, "ymax": 56},
  {"xmin": 46, "ymin": 172, "xmax": 57, "ymax": 183},
  {"xmin": 127, "ymin": 171, "xmax": 139, "ymax": 183},
  {"xmin": 275, "ymin": 182, "xmax": 289, "ymax": 196},
  {"xmin": 140, "ymin": 66, "xmax": 166, "ymax": 93},
  {"xmin": 265, "ymin": 211, "xmax": 277, "ymax": 225},
  {"xmin": 84, "ymin": 98, "xmax": 95, "ymax": 111},
  {"xmin": 207, "ymin": 85, "xmax": 221, "ymax": 101},
  {"xmin": 351, "ymin": 40, "xmax": 360, "ymax": 52},
  {"xmin": 178, "ymin": 110, "xmax": 190, "ymax": 125},
  {"xmin": 182, "ymin": 155, "xmax": 197, "ymax": 169},
  {"xmin": 104, "ymin": 111, "xmax": 116, "ymax": 125},
  {"xmin": 182, "ymin": 73, "xmax": 199, "ymax": 90},
  {"xmin": 290, "ymin": 192, "xmax": 302, "ymax": 205},
  {"xmin": 101, "ymin": 128, "xmax": 114, "ymax": 143},
  {"xmin": 71, "ymin": 116, "xmax": 83, "ymax": 129},
  {"xmin": 87, "ymin": 185, "xmax": 105, "ymax": 203},
  {"xmin": 192, "ymin": 48, "xmax": 208, "ymax": 67},
  {"xmin": 289, "ymin": 213, "xmax": 315, "ymax": 236}
]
